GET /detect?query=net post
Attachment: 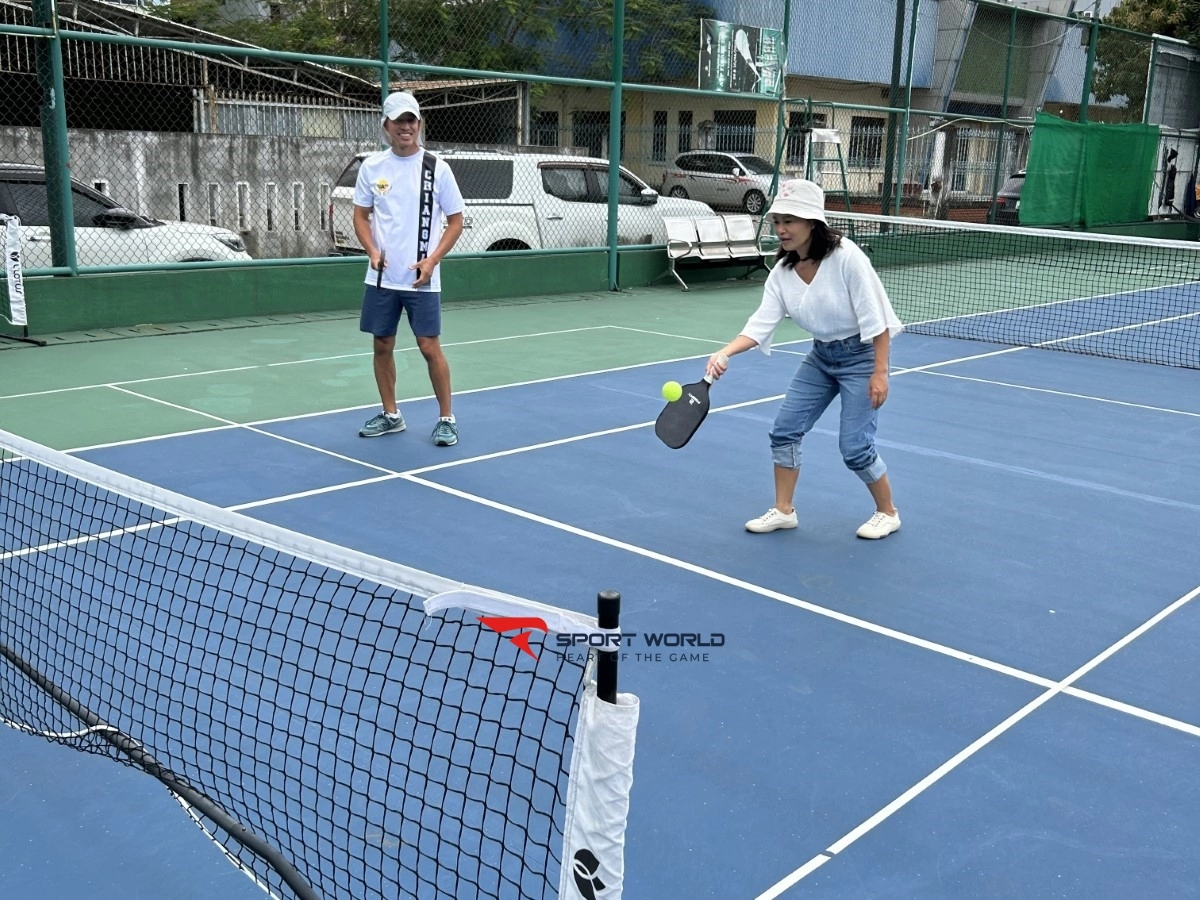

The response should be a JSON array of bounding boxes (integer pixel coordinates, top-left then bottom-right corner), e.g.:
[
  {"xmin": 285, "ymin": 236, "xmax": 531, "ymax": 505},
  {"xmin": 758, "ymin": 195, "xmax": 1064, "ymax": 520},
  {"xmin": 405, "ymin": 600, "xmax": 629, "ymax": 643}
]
[{"xmin": 596, "ymin": 590, "xmax": 620, "ymax": 704}]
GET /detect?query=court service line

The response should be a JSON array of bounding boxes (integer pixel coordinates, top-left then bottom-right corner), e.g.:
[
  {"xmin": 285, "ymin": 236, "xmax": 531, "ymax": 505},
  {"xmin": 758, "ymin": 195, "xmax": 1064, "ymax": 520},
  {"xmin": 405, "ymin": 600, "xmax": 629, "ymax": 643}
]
[
  {"xmin": 100, "ymin": 385, "xmax": 405, "ymax": 481},
  {"xmin": 915, "ymin": 370, "xmax": 1200, "ymax": 418},
  {"xmin": 264, "ymin": 324, "xmax": 613, "ymax": 367},
  {"xmin": 754, "ymin": 582, "xmax": 1200, "ymax": 898},
  {"xmin": 397, "ymin": 472, "xmax": 1200, "ymax": 744},
  {"xmin": 64, "ymin": 345, "xmax": 794, "ymax": 453},
  {"xmin": 0, "ymin": 324, "xmax": 616, "ymax": 401},
  {"xmin": 606, "ymin": 326, "xmax": 813, "ymax": 357}
]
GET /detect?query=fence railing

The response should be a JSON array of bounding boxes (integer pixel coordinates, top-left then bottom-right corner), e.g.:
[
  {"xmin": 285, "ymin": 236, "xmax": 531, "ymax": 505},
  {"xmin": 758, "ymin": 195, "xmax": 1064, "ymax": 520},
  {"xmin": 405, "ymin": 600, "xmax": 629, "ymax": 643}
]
[{"xmin": 0, "ymin": 0, "xmax": 1194, "ymax": 286}]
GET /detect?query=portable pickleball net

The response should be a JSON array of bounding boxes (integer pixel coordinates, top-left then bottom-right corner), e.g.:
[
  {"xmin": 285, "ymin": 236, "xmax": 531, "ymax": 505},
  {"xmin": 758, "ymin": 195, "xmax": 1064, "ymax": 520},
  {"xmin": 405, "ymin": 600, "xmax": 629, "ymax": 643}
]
[{"xmin": 0, "ymin": 429, "xmax": 638, "ymax": 900}]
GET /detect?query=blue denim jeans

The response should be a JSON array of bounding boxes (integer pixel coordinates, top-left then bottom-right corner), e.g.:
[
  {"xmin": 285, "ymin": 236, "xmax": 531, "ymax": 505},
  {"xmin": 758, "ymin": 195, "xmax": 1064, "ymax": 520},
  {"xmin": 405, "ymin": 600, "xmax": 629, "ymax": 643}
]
[{"xmin": 769, "ymin": 335, "xmax": 887, "ymax": 484}]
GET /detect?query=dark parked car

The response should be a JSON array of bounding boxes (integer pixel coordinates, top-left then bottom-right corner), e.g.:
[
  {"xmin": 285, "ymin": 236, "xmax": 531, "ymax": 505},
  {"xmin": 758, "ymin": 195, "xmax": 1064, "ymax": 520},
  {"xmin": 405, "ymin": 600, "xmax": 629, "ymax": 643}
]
[{"xmin": 994, "ymin": 170, "xmax": 1025, "ymax": 225}]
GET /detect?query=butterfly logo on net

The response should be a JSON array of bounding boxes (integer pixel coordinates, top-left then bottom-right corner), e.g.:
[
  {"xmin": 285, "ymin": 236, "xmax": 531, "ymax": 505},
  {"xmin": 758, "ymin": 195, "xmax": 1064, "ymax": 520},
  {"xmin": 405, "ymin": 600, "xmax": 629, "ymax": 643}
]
[
  {"xmin": 478, "ymin": 616, "xmax": 549, "ymax": 659},
  {"xmin": 571, "ymin": 848, "xmax": 606, "ymax": 900}
]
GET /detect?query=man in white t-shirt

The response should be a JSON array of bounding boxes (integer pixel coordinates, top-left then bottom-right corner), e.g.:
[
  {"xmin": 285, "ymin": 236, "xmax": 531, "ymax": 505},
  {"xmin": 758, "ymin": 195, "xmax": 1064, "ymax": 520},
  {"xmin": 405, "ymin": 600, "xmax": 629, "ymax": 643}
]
[{"xmin": 353, "ymin": 91, "xmax": 466, "ymax": 446}]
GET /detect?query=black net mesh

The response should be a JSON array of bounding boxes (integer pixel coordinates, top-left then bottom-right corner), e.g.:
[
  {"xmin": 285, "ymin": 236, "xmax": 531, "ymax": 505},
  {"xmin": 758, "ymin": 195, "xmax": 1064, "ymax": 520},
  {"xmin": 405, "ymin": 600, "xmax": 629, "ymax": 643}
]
[
  {"xmin": 827, "ymin": 211, "xmax": 1200, "ymax": 369},
  {"xmin": 0, "ymin": 431, "xmax": 584, "ymax": 900}
]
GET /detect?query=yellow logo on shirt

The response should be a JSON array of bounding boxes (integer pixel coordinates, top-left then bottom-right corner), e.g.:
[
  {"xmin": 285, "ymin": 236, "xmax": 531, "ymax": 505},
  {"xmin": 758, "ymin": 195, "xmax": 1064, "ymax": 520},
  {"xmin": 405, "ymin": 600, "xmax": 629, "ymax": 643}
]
[{"xmin": 373, "ymin": 179, "xmax": 391, "ymax": 195}]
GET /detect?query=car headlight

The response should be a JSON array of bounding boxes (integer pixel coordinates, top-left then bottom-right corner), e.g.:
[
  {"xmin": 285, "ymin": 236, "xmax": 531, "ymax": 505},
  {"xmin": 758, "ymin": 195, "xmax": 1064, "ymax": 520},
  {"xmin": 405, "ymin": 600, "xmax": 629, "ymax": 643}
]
[{"xmin": 214, "ymin": 233, "xmax": 246, "ymax": 253}]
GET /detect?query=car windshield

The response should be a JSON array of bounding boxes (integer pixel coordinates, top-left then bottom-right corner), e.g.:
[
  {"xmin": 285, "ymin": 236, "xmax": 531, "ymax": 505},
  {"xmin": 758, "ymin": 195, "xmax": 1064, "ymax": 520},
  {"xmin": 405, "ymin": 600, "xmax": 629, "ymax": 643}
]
[
  {"xmin": 999, "ymin": 174, "xmax": 1024, "ymax": 195},
  {"xmin": 336, "ymin": 159, "xmax": 362, "ymax": 188},
  {"xmin": 736, "ymin": 155, "xmax": 776, "ymax": 175}
]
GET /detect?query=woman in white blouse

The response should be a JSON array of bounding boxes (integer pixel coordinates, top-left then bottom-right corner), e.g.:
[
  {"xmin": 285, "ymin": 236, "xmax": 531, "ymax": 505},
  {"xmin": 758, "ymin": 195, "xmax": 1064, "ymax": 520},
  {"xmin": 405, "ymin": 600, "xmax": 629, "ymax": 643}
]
[{"xmin": 705, "ymin": 179, "xmax": 904, "ymax": 540}]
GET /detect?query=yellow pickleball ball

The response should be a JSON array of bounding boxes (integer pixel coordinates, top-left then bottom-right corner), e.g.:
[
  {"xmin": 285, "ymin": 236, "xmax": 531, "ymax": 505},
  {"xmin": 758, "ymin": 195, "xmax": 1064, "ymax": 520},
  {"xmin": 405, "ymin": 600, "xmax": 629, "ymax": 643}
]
[{"xmin": 662, "ymin": 380, "xmax": 683, "ymax": 402}]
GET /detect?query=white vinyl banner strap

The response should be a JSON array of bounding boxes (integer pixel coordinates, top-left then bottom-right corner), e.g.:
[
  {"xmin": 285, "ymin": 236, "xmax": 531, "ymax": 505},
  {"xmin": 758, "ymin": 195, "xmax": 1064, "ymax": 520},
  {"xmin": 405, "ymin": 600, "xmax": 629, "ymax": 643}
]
[
  {"xmin": 1, "ymin": 215, "xmax": 27, "ymax": 326},
  {"xmin": 559, "ymin": 686, "xmax": 639, "ymax": 900}
]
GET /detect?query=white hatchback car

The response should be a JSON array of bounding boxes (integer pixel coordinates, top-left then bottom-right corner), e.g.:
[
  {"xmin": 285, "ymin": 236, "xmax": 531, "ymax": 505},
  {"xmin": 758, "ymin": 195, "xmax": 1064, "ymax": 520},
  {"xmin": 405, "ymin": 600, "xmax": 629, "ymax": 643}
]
[
  {"xmin": 0, "ymin": 163, "xmax": 251, "ymax": 268},
  {"xmin": 661, "ymin": 151, "xmax": 779, "ymax": 215}
]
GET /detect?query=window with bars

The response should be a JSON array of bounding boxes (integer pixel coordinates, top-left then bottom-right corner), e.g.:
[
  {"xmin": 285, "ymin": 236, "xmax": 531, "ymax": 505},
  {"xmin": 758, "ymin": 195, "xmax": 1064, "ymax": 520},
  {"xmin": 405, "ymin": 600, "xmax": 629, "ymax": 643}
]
[
  {"xmin": 678, "ymin": 111, "xmax": 693, "ymax": 153},
  {"xmin": 236, "ymin": 182, "xmax": 249, "ymax": 232},
  {"xmin": 713, "ymin": 110, "xmax": 755, "ymax": 154},
  {"xmin": 652, "ymin": 111, "xmax": 668, "ymax": 162},
  {"xmin": 207, "ymin": 183, "xmax": 220, "ymax": 227},
  {"xmin": 531, "ymin": 110, "xmax": 559, "ymax": 147},
  {"xmin": 848, "ymin": 116, "xmax": 884, "ymax": 167}
]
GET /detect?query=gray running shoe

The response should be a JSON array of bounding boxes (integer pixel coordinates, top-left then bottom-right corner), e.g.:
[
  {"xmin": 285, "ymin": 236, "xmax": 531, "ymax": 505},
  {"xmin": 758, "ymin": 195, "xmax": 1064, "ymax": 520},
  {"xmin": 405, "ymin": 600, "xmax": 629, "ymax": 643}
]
[
  {"xmin": 359, "ymin": 412, "xmax": 406, "ymax": 438},
  {"xmin": 431, "ymin": 418, "xmax": 459, "ymax": 447}
]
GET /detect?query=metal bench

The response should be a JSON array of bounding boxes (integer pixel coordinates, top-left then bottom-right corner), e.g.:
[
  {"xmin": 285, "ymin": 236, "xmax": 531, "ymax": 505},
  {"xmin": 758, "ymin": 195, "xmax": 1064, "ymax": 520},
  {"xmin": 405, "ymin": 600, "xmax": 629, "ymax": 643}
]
[{"xmin": 663, "ymin": 214, "xmax": 774, "ymax": 291}]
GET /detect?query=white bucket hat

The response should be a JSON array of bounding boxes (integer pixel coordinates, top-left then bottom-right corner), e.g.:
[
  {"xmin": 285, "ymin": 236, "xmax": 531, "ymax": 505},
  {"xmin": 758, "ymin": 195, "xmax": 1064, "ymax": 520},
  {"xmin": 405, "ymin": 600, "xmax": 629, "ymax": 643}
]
[{"xmin": 767, "ymin": 179, "xmax": 827, "ymax": 224}]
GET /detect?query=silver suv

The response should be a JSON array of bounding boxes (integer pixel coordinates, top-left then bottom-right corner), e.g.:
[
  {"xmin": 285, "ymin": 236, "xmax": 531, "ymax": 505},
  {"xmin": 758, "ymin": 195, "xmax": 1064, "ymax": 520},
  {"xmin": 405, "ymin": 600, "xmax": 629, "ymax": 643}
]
[
  {"xmin": 661, "ymin": 151, "xmax": 778, "ymax": 215},
  {"xmin": 0, "ymin": 163, "xmax": 251, "ymax": 268}
]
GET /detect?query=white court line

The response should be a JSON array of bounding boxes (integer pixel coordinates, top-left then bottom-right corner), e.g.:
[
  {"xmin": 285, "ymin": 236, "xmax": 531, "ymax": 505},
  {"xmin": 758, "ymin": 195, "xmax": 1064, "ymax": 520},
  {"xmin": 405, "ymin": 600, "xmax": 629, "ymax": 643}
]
[
  {"xmin": 49, "ymin": 336, "xmax": 1200, "ymax": 733},
  {"xmin": 0, "ymin": 324, "xmax": 617, "ymax": 402},
  {"xmin": 31, "ymin": 335, "xmax": 1200, "ymax": 896},
  {"xmin": 398, "ymin": 472, "xmax": 1200, "ymax": 741},
  {"xmin": 754, "ymin": 582, "xmax": 1200, "ymax": 898},
  {"xmin": 917, "ymin": 370, "xmax": 1200, "ymax": 418},
  {"xmin": 62, "ymin": 340, "xmax": 803, "ymax": 454},
  {"xmin": 103, "ymin": 385, "xmax": 403, "ymax": 477},
  {"xmin": 901, "ymin": 279, "xmax": 1200, "ymax": 329},
  {"xmin": 1041, "ymin": 308, "xmax": 1200, "ymax": 348}
]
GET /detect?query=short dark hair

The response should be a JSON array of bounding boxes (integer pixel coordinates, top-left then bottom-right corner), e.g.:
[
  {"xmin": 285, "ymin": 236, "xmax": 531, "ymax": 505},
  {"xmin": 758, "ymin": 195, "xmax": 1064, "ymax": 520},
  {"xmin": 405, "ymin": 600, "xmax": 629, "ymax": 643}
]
[{"xmin": 776, "ymin": 220, "xmax": 843, "ymax": 268}]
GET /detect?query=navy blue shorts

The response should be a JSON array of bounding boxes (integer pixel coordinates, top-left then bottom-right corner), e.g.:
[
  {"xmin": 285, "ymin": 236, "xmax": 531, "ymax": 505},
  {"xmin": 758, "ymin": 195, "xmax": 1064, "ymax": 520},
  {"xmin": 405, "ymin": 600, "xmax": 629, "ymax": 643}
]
[{"xmin": 359, "ymin": 286, "xmax": 441, "ymax": 338}]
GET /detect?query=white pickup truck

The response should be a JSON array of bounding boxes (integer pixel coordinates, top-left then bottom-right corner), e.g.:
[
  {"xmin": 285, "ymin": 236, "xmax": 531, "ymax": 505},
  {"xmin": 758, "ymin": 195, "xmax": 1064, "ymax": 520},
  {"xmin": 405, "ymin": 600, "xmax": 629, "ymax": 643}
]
[{"xmin": 327, "ymin": 149, "xmax": 715, "ymax": 254}]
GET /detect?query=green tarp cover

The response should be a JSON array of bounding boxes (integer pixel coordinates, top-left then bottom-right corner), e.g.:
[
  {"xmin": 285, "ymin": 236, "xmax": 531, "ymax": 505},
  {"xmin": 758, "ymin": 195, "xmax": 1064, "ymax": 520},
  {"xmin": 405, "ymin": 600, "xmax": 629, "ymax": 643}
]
[{"xmin": 1021, "ymin": 112, "xmax": 1160, "ymax": 228}]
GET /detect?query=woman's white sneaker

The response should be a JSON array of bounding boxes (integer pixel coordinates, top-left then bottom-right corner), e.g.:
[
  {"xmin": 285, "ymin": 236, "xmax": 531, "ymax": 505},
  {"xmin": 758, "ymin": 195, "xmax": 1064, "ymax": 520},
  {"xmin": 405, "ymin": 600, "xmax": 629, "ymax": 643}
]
[
  {"xmin": 856, "ymin": 509, "xmax": 901, "ymax": 539},
  {"xmin": 745, "ymin": 508, "xmax": 799, "ymax": 533}
]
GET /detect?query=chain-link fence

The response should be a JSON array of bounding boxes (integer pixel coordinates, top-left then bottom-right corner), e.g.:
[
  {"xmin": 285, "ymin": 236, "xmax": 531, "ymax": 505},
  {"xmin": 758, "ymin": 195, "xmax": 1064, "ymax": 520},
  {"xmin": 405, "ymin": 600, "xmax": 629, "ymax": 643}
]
[{"xmin": 0, "ymin": 0, "xmax": 1194, "ymax": 277}]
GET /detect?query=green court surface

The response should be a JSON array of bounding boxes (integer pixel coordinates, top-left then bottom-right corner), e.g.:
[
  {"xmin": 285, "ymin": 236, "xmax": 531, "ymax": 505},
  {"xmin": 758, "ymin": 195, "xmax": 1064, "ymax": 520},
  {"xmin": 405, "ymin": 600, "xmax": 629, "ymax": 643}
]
[{"xmin": 0, "ymin": 280, "xmax": 771, "ymax": 450}]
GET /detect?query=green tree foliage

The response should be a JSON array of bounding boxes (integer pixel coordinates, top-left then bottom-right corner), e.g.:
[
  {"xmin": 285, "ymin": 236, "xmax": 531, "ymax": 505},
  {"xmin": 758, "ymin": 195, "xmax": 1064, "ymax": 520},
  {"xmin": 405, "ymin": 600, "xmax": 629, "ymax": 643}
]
[
  {"xmin": 161, "ymin": 0, "xmax": 714, "ymax": 83},
  {"xmin": 1093, "ymin": 0, "xmax": 1199, "ymax": 120}
]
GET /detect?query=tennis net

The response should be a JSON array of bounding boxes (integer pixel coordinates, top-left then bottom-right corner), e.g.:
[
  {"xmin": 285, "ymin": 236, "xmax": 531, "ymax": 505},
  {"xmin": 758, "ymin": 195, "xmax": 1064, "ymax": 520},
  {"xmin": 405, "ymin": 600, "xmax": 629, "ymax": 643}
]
[
  {"xmin": 825, "ymin": 211, "xmax": 1200, "ymax": 369},
  {"xmin": 0, "ymin": 428, "xmax": 617, "ymax": 900}
]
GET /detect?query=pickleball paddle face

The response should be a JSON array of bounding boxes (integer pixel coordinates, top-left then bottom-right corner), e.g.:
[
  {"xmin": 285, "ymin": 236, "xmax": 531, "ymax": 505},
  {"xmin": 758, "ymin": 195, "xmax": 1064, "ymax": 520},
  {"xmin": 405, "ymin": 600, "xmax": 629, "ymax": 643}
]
[{"xmin": 654, "ymin": 376, "xmax": 712, "ymax": 449}]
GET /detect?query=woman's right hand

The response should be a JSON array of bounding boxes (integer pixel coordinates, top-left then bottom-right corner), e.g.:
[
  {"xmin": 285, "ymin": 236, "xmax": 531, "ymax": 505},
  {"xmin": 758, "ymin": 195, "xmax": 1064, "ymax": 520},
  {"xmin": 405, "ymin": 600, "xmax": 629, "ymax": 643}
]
[{"xmin": 706, "ymin": 351, "xmax": 730, "ymax": 381}]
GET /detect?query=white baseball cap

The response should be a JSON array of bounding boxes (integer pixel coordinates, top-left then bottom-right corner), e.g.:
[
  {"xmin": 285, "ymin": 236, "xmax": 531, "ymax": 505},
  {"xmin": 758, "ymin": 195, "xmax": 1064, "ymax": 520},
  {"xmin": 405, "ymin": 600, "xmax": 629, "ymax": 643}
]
[
  {"xmin": 382, "ymin": 92, "xmax": 421, "ymax": 121},
  {"xmin": 767, "ymin": 179, "xmax": 827, "ymax": 224}
]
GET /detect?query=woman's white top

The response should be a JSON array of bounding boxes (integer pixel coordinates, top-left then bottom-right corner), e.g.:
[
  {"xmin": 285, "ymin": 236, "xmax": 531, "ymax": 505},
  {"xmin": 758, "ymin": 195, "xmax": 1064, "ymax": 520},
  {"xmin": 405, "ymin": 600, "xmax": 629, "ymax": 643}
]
[{"xmin": 740, "ymin": 238, "xmax": 903, "ymax": 353}]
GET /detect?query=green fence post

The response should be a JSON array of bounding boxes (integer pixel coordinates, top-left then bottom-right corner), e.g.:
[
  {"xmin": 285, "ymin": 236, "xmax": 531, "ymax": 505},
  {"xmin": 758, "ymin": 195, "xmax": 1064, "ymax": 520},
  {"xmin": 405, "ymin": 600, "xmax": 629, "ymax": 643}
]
[
  {"xmin": 606, "ymin": 0, "xmax": 626, "ymax": 291},
  {"xmin": 32, "ymin": 0, "xmax": 76, "ymax": 272},
  {"xmin": 379, "ymin": 0, "xmax": 390, "ymax": 106},
  {"xmin": 986, "ymin": 5, "xmax": 1017, "ymax": 224},
  {"xmin": 881, "ymin": 0, "xmax": 907, "ymax": 216},
  {"xmin": 893, "ymin": 0, "xmax": 921, "ymax": 217},
  {"xmin": 1080, "ymin": 13, "xmax": 1100, "ymax": 124},
  {"xmin": 765, "ymin": 0, "xmax": 793, "ymax": 245}
]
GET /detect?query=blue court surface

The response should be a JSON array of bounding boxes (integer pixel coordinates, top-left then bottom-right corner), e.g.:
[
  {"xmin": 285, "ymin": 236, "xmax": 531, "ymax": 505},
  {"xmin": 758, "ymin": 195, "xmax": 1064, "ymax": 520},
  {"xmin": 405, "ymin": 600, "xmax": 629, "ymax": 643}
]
[{"xmin": 4, "ymin": 330, "xmax": 1200, "ymax": 899}]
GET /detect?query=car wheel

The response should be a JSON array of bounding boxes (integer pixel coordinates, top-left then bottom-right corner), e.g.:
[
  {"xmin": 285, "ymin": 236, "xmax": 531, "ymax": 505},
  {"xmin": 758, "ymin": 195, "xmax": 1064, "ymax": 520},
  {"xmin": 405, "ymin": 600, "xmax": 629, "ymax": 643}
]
[
  {"xmin": 487, "ymin": 240, "xmax": 531, "ymax": 252},
  {"xmin": 668, "ymin": 186, "xmax": 689, "ymax": 199},
  {"xmin": 743, "ymin": 190, "xmax": 766, "ymax": 215}
]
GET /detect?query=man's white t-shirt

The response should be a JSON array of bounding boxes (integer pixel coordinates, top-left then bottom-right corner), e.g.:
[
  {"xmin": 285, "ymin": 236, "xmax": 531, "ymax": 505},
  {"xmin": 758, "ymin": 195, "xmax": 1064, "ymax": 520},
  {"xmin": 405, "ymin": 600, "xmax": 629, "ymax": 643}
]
[{"xmin": 353, "ymin": 148, "xmax": 465, "ymax": 292}]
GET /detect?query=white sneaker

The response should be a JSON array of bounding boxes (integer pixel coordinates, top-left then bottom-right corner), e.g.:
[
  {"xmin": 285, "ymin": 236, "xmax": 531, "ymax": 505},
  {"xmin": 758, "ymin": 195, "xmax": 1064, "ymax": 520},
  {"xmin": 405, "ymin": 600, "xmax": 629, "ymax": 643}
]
[
  {"xmin": 745, "ymin": 507, "xmax": 798, "ymax": 533},
  {"xmin": 856, "ymin": 509, "xmax": 901, "ymax": 539}
]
